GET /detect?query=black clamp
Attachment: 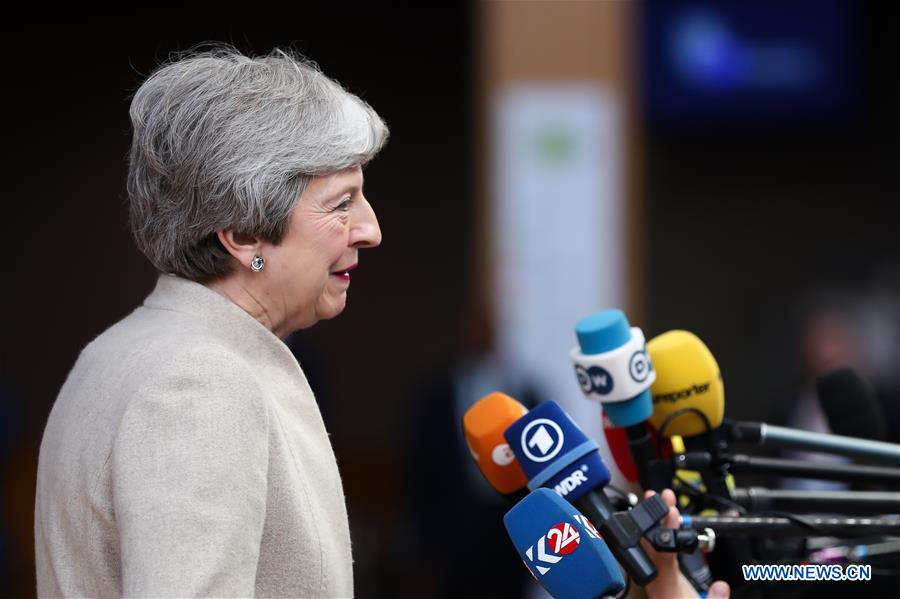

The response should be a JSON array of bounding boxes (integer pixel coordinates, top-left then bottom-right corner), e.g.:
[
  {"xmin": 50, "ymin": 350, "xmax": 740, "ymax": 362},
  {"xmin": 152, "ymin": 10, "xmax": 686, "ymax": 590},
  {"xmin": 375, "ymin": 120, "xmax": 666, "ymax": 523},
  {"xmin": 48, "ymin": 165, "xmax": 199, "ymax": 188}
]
[
  {"xmin": 600, "ymin": 493, "xmax": 670, "ymax": 549},
  {"xmin": 600, "ymin": 492, "xmax": 716, "ymax": 554}
]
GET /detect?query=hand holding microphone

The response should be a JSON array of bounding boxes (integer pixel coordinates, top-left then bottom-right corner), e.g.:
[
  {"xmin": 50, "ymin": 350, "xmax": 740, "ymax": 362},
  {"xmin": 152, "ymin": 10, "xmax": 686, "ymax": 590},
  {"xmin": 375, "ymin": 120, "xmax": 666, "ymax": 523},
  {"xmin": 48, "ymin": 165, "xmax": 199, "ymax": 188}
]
[
  {"xmin": 503, "ymin": 487, "xmax": 727, "ymax": 599},
  {"xmin": 642, "ymin": 489, "xmax": 731, "ymax": 599},
  {"xmin": 465, "ymin": 392, "xmax": 701, "ymax": 588}
]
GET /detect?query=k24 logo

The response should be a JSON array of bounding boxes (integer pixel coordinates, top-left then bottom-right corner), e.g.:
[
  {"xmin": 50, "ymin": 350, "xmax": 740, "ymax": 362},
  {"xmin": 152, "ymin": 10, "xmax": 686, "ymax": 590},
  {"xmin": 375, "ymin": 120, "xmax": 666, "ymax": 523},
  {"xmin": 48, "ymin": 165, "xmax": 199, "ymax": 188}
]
[{"xmin": 524, "ymin": 522, "xmax": 581, "ymax": 576}]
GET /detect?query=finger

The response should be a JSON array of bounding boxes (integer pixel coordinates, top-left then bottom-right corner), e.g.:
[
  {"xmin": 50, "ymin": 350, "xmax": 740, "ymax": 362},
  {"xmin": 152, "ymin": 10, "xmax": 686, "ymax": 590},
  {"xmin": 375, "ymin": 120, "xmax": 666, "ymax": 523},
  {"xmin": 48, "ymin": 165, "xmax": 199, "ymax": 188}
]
[
  {"xmin": 707, "ymin": 580, "xmax": 730, "ymax": 598},
  {"xmin": 659, "ymin": 489, "xmax": 680, "ymax": 528},
  {"xmin": 661, "ymin": 488, "xmax": 676, "ymax": 508}
]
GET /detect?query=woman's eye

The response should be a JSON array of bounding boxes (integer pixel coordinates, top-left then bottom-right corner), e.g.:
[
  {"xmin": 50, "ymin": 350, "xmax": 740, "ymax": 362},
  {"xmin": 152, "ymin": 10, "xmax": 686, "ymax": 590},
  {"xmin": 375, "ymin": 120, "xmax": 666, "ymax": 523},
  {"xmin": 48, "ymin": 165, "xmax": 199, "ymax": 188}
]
[{"xmin": 335, "ymin": 199, "xmax": 352, "ymax": 212}]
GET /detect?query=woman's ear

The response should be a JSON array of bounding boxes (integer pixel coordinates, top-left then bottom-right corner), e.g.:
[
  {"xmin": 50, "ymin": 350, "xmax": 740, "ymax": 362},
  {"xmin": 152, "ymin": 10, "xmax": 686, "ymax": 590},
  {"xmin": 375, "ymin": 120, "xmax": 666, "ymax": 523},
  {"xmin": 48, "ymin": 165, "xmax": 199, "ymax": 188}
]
[{"xmin": 216, "ymin": 229, "xmax": 262, "ymax": 271}]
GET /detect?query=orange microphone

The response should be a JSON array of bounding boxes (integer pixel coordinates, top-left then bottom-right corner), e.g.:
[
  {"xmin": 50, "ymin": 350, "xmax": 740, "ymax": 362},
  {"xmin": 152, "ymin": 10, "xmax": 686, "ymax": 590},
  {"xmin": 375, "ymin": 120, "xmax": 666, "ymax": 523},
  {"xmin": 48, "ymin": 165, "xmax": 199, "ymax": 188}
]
[{"xmin": 462, "ymin": 392, "xmax": 529, "ymax": 495}]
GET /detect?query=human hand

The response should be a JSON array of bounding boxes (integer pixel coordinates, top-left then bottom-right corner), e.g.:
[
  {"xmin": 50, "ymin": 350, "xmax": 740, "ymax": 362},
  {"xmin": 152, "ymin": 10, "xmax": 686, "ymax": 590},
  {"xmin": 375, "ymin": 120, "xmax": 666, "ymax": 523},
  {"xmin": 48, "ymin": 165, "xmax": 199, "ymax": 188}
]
[{"xmin": 641, "ymin": 489, "xmax": 730, "ymax": 599}]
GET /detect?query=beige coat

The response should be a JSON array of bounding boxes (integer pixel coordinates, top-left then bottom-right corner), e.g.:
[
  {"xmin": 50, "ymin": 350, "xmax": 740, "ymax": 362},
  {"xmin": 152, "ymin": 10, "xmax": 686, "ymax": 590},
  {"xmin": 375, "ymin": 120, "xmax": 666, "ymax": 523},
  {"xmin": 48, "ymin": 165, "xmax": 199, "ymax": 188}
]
[{"xmin": 35, "ymin": 275, "xmax": 353, "ymax": 597}]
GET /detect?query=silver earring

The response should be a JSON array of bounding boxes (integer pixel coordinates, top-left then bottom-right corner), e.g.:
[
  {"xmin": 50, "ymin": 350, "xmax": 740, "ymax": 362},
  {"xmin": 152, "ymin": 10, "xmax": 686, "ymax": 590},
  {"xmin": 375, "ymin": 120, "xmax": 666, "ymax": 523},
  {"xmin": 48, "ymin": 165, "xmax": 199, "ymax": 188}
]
[{"xmin": 250, "ymin": 255, "xmax": 265, "ymax": 272}]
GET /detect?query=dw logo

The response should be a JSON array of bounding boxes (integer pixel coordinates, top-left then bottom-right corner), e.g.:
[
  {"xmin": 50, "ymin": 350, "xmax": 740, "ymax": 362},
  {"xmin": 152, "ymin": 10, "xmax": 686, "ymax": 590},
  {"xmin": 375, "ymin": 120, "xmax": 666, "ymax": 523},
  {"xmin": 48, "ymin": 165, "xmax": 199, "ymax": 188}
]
[
  {"xmin": 574, "ymin": 364, "xmax": 615, "ymax": 395},
  {"xmin": 521, "ymin": 418, "xmax": 565, "ymax": 463},
  {"xmin": 525, "ymin": 522, "xmax": 581, "ymax": 576},
  {"xmin": 628, "ymin": 348, "xmax": 652, "ymax": 383}
]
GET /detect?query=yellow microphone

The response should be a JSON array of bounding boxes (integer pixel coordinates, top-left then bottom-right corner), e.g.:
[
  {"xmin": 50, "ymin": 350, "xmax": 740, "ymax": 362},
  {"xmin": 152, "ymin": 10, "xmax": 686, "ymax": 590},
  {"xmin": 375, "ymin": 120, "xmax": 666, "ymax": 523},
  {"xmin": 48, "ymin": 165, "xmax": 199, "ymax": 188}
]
[
  {"xmin": 646, "ymin": 330, "xmax": 724, "ymax": 438},
  {"xmin": 646, "ymin": 330, "xmax": 733, "ymax": 499},
  {"xmin": 647, "ymin": 331, "xmax": 755, "ymax": 581}
]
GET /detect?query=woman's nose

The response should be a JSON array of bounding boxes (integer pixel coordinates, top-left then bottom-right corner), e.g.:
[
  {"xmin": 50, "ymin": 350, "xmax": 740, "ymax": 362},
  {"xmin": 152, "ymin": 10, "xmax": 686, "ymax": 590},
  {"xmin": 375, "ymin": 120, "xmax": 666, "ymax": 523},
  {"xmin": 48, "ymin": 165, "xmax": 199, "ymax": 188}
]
[{"xmin": 351, "ymin": 197, "xmax": 382, "ymax": 248}]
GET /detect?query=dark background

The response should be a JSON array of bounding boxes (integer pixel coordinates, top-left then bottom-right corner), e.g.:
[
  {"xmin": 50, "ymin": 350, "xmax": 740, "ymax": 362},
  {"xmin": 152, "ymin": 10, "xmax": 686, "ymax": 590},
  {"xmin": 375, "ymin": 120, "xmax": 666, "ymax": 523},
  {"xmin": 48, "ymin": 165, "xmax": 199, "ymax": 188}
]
[{"xmin": 3, "ymin": 5, "xmax": 897, "ymax": 597}]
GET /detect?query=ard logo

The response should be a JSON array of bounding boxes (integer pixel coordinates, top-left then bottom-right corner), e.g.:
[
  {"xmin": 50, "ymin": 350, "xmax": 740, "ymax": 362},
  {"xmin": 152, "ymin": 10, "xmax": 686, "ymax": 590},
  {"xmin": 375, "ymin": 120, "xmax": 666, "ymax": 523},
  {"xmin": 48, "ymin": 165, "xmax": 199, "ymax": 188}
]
[{"xmin": 521, "ymin": 418, "xmax": 565, "ymax": 463}]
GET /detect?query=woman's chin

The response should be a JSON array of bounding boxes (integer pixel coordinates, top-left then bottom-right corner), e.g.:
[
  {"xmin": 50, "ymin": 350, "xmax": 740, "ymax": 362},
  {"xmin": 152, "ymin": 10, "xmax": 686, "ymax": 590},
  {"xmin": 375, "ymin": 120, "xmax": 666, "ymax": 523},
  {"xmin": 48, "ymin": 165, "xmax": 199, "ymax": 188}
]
[{"xmin": 319, "ymin": 294, "xmax": 348, "ymax": 321}]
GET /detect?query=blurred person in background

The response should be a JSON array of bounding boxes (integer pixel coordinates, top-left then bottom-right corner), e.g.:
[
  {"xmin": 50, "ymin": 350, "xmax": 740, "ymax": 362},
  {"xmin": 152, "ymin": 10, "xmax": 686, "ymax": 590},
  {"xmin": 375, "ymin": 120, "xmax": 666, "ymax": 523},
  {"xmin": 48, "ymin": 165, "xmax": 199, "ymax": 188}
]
[
  {"xmin": 34, "ymin": 46, "xmax": 386, "ymax": 597},
  {"xmin": 778, "ymin": 288, "xmax": 899, "ymax": 491},
  {"xmin": 781, "ymin": 296, "xmax": 865, "ymax": 490}
]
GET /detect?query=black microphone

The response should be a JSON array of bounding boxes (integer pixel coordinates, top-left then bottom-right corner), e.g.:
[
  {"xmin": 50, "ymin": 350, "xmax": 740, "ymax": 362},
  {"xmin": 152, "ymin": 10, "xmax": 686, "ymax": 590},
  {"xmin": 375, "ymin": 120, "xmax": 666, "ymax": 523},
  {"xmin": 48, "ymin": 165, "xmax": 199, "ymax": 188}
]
[
  {"xmin": 724, "ymin": 420, "xmax": 900, "ymax": 463},
  {"xmin": 674, "ymin": 451, "xmax": 900, "ymax": 487},
  {"xmin": 817, "ymin": 367, "xmax": 887, "ymax": 442},
  {"xmin": 731, "ymin": 487, "xmax": 900, "ymax": 515},
  {"xmin": 680, "ymin": 514, "xmax": 900, "ymax": 537}
]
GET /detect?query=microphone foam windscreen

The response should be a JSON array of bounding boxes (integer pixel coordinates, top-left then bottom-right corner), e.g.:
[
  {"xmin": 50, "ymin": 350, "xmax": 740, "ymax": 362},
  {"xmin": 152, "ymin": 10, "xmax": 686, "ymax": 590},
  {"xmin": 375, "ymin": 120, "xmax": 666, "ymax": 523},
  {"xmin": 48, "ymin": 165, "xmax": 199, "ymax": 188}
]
[
  {"xmin": 504, "ymin": 400, "xmax": 611, "ymax": 502},
  {"xmin": 463, "ymin": 392, "xmax": 529, "ymax": 494},
  {"xmin": 816, "ymin": 367, "xmax": 887, "ymax": 441},
  {"xmin": 503, "ymin": 488, "xmax": 625, "ymax": 599},
  {"xmin": 573, "ymin": 309, "xmax": 654, "ymax": 427},
  {"xmin": 646, "ymin": 330, "xmax": 724, "ymax": 437}
]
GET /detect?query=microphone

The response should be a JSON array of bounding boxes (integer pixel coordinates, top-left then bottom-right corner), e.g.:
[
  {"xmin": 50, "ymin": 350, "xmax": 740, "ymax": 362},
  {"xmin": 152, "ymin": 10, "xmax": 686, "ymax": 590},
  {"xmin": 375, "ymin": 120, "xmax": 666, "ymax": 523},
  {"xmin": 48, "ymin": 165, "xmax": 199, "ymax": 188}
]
[
  {"xmin": 602, "ymin": 413, "xmax": 674, "ymax": 487},
  {"xmin": 601, "ymin": 414, "xmax": 639, "ymax": 484},
  {"xmin": 730, "ymin": 487, "xmax": 900, "ymax": 515},
  {"xmin": 674, "ymin": 452, "xmax": 900, "ymax": 487},
  {"xmin": 504, "ymin": 400, "xmax": 660, "ymax": 585},
  {"xmin": 570, "ymin": 310, "xmax": 672, "ymax": 491},
  {"xmin": 810, "ymin": 539, "xmax": 900, "ymax": 566},
  {"xmin": 646, "ymin": 330, "xmax": 724, "ymax": 438},
  {"xmin": 680, "ymin": 514, "xmax": 900, "ymax": 538},
  {"xmin": 503, "ymin": 488, "xmax": 626, "ymax": 599},
  {"xmin": 724, "ymin": 420, "xmax": 900, "ymax": 463},
  {"xmin": 571, "ymin": 310, "xmax": 655, "ymax": 427},
  {"xmin": 462, "ymin": 392, "xmax": 529, "ymax": 496},
  {"xmin": 645, "ymin": 330, "xmax": 730, "ymax": 498},
  {"xmin": 817, "ymin": 367, "xmax": 887, "ymax": 442},
  {"xmin": 645, "ymin": 330, "xmax": 757, "ymax": 589}
]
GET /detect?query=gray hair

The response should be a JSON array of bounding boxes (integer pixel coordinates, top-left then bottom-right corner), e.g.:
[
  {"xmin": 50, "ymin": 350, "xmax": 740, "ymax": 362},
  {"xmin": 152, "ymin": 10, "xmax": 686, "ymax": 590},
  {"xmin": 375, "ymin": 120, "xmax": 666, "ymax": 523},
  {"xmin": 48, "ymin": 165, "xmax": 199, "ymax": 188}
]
[{"xmin": 126, "ymin": 45, "xmax": 389, "ymax": 281}]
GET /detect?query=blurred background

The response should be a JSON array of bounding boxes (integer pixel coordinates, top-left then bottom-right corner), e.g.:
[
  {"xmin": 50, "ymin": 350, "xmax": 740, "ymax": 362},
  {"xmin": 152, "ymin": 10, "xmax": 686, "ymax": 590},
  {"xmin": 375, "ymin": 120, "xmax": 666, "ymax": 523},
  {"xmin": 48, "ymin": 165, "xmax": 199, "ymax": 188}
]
[{"xmin": 2, "ymin": 2, "xmax": 898, "ymax": 597}]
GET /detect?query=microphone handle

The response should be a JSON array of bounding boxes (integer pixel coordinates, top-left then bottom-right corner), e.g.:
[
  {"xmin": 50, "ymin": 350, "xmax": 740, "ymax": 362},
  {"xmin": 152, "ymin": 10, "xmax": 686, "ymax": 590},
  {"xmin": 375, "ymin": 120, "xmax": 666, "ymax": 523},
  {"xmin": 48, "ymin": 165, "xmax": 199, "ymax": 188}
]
[
  {"xmin": 728, "ymin": 421, "xmax": 900, "ymax": 463},
  {"xmin": 681, "ymin": 433, "xmax": 732, "ymax": 501},
  {"xmin": 675, "ymin": 452, "xmax": 900, "ymax": 486},
  {"xmin": 682, "ymin": 514, "xmax": 900, "ymax": 537},
  {"xmin": 730, "ymin": 454, "xmax": 900, "ymax": 486},
  {"xmin": 625, "ymin": 424, "xmax": 673, "ymax": 492},
  {"xmin": 574, "ymin": 490, "xmax": 658, "ymax": 586},
  {"xmin": 731, "ymin": 487, "xmax": 900, "ymax": 515},
  {"xmin": 679, "ymin": 435, "xmax": 757, "ymax": 589}
]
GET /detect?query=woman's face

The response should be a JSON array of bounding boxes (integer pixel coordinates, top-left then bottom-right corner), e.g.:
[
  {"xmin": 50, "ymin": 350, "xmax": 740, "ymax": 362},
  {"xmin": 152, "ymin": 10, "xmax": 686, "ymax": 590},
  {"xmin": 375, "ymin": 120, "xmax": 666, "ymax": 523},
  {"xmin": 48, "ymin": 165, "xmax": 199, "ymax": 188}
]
[{"xmin": 262, "ymin": 165, "xmax": 381, "ymax": 332}]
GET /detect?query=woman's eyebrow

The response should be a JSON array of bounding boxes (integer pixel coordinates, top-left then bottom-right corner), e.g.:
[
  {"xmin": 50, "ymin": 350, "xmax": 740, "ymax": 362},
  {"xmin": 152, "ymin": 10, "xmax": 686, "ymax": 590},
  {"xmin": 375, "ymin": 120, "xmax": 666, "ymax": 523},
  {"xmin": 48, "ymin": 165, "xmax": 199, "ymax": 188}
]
[{"xmin": 333, "ymin": 182, "xmax": 361, "ymax": 197}]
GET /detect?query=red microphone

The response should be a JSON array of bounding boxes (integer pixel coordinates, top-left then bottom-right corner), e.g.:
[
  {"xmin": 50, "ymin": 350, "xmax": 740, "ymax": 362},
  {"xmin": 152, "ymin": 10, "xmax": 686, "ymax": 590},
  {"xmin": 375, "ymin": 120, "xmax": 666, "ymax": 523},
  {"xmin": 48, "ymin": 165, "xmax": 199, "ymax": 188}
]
[{"xmin": 603, "ymin": 411, "xmax": 672, "ymax": 485}]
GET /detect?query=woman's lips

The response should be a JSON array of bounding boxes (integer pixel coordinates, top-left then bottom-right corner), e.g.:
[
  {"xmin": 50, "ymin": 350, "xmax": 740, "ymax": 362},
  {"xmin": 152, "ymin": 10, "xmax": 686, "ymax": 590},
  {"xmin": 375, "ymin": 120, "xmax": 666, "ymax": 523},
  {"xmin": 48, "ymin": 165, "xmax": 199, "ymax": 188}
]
[{"xmin": 331, "ymin": 263, "xmax": 358, "ymax": 283}]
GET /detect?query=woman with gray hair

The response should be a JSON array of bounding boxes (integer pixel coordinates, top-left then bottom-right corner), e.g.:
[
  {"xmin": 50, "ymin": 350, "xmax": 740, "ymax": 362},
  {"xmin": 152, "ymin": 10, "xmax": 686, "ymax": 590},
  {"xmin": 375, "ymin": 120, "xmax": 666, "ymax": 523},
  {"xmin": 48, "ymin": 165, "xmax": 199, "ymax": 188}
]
[{"xmin": 35, "ymin": 47, "xmax": 387, "ymax": 597}]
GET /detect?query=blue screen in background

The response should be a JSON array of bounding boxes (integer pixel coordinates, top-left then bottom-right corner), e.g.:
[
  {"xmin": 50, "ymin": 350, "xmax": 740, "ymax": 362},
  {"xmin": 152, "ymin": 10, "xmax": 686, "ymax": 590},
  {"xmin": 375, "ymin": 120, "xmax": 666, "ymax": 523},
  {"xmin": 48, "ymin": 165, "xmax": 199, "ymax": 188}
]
[{"xmin": 641, "ymin": 0, "xmax": 859, "ymax": 129}]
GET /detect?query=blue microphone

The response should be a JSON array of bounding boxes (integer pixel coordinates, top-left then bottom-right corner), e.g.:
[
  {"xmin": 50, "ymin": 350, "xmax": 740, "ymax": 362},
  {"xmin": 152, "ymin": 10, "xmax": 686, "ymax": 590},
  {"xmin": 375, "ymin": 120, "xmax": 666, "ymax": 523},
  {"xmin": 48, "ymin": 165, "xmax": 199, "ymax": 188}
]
[
  {"xmin": 571, "ymin": 309, "xmax": 673, "ymax": 492},
  {"xmin": 504, "ymin": 400, "xmax": 658, "ymax": 585},
  {"xmin": 571, "ymin": 309, "xmax": 654, "ymax": 427},
  {"xmin": 504, "ymin": 488, "xmax": 625, "ymax": 599}
]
